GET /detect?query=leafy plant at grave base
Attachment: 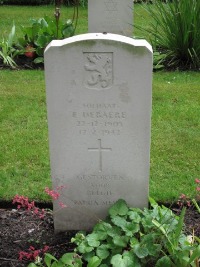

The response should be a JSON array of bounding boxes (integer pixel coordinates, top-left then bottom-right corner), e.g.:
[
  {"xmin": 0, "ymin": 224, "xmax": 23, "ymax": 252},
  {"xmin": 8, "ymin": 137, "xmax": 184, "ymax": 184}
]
[
  {"xmin": 18, "ymin": 15, "xmax": 75, "ymax": 64},
  {"xmin": 0, "ymin": 24, "xmax": 23, "ymax": 68},
  {"xmin": 27, "ymin": 198, "xmax": 200, "ymax": 267},
  {"xmin": 137, "ymin": 0, "xmax": 200, "ymax": 70},
  {"xmin": 71, "ymin": 198, "xmax": 200, "ymax": 267},
  {"xmin": 28, "ymin": 252, "xmax": 101, "ymax": 267}
]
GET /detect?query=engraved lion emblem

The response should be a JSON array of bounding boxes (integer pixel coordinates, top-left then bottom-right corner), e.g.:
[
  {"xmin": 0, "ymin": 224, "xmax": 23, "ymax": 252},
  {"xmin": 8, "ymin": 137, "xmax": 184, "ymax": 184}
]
[{"xmin": 84, "ymin": 53, "xmax": 113, "ymax": 90}]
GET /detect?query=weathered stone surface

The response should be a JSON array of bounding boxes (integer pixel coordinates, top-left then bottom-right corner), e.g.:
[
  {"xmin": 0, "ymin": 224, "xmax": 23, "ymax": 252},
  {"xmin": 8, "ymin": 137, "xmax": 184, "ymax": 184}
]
[
  {"xmin": 88, "ymin": 0, "xmax": 133, "ymax": 37},
  {"xmin": 44, "ymin": 33, "xmax": 152, "ymax": 231}
]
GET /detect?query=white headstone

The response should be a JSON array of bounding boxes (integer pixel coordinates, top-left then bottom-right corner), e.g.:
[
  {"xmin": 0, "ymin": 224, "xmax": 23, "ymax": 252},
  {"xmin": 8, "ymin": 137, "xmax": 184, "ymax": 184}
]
[
  {"xmin": 44, "ymin": 33, "xmax": 152, "ymax": 231},
  {"xmin": 88, "ymin": 0, "xmax": 133, "ymax": 37}
]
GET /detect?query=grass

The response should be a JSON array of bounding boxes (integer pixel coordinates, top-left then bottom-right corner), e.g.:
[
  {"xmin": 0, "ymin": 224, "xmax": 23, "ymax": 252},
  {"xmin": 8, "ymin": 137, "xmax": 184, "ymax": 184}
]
[
  {"xmin": 0, "ymin": 5, "xmax": 88, "ymax": 38},
  {"xmin": 0, "ymin": 70, "xmax": 50, "ymax": 200},
  {"xmin": 151, "ymin": 72, "xmax": 200, "ymax": 201},
  {"xmin": 0, "ymin": 5, "xmax": 199, "ymax": 203}
]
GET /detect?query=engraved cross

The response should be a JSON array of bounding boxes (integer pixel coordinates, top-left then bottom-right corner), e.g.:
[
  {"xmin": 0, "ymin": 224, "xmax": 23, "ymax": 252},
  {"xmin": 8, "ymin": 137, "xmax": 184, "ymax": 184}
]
[{"xmin": 88, "ymin": 139, "xmax": 112, "ymax": 172}]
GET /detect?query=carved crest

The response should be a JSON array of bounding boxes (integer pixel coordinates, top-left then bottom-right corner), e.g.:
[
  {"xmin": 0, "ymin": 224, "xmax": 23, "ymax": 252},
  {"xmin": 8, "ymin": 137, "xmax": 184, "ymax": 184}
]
[{"xmin": 84, "ymin": 52, "xmax": 113, "ymax": 90}]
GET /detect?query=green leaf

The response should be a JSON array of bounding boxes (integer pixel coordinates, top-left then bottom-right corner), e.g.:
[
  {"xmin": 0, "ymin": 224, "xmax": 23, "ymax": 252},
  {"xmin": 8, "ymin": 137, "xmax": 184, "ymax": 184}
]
[
  {"xmin": 111, "ymin": 216, "xmax": 127, "ymax": 229},
  {"xmin": 111, "ymin": 254, "xmax": 126, "ymax": 267},
  {"xmin": 149, "ymin": 197, "xmax": 158, "ymax": 208},
  {"xmin": 27, "ymin": 264, "xmax": 37, "ymax": 267},
  {"xmin": 35, "ymin": 35, "xmax": 49, "ymax": 48},
  {"xmin": 109, "ymin": 199, "xmax": 129, "ymax": 217},
  {"xmin": 83, "ymin": 251, "xmax": 95, "ymax": 262},
  {"xmin": 87, "ymin": 256, "xmax": 102, "ymax": 267},
  {"xmin": 111, "ymin": 216, "xmax": 139, "ymax": 236},
  {"xmin": 141, "ymin": 233, "xmax": 161, "ymax": 257},
  {"xmin": 40, "ymin": 17, "xmax": 48, "ymax": 28},
  {"xmin": 8, "ymin": 24, "xmax": 15, "ymax": 47},
  {"xmin": 111, "ymin": 252, "xmax": 137, "ymax": 267},
  {"xmin": 61, "ymin": 253, "xmax": 76, "ymax": 264},
  {"xmin": 152, "ymin": 219, "xmax": 167, "ymax": 236},
  {"xmin": 93, "ymin": 222, "xmax": 111, "ymax": 240},
  {"xmin": 107, "ymin": 225, "xmax": 122, "ymax": 238},
  {"xmin": 123, "ymin": 222, "xmax": 140, "ymax": 236},
  {"xmin": 134, "ymin": 244, "xmax": 149, "ymax": 259},
  {"xmin": 78, "ymin": 240, "xmax": 94, "ymax": 254},
  {"xmin": 123, "ymin": 251, "xmax": 141, "ymax": 267},
  {"xmin": 44, "ymin": 253, "xmax": 58, "ymax": 267},
  {"xmin": 62, "ymin": 24, "xmax": 74, "ymax": 38},
  {"xmin": 188, "ymin": 245, "xmax": 200, "ymax": 264},
  {"xmin": 113, "ymin": 235, "xmax": 129, "ymax": 247},
  {"xmin": 174, "ymin": 207, "xmax": 186, "ymax": 247},
  {"xmin": 128, "ymin": 211, "xmax": 141, "ymax": 223},
  {"xmin": 96, "ymin": 245, "xmax": 110, "ymax": 259},
  {"xmin": 32, "ymin": 23, "xmax": 41, "ymax": 39},
  {"xmin": 86, "ymin": 233, "xmax": 100, "ymax": 247},
  {"xmin": 52, "ymin": 261, "xmax": 62, "ymax": 267},
  {"xmin": 130, "ymin": 237, "xmax": 139, "ymax": 248},
  {"xmin": 34, "ymin": 57, "xmax": 44, "ymax": 64},
  {"xmin": 71, "ymin": 232, "xmax": 86, "ymax": 245},
  {"xmin": 155, "ymin": 255, "xmax": 171, "ymax": 267}
]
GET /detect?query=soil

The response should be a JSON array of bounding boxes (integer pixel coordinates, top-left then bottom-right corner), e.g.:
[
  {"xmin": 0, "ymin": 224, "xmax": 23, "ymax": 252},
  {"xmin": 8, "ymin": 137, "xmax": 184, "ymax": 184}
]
[{"xmin": 0, "ymin": 203, "xmax": 200, "ymax": 267}]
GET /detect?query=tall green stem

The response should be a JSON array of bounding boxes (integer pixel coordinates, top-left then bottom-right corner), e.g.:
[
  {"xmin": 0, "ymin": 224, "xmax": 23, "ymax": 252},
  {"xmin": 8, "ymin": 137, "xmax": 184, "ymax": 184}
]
[{"xmin": 192, "ymin": 199, "xmax": 200, "ymax": 214}]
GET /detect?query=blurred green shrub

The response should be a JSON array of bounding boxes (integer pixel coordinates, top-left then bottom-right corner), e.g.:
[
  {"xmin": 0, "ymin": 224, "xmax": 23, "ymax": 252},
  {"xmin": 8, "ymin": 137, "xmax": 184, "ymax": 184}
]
[{"xmin": 137, "ymin": 0, "xmax": 200, "ymax": 70}]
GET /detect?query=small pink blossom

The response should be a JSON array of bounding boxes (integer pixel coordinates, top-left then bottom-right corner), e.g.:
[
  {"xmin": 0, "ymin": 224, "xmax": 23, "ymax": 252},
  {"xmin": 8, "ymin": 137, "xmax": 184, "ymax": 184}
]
[
  {"xmin": 186, "ymin": 201, "xmax": 191, "ymax": 207},
  {"xmin": 195, "ymin": 179, "xmax": 200, "ymax": 184},
  {"xmin": 44, "ymin": 186, "xmax": 67, "ymax": 209},
  {"xmin": 44, "ymin": 187, "xmax": 60, "ymax": 200},
  {"xmin": 43, "ymin": 245, "xmax": 49, "ymax": 253},
  {"xmin": 177, "ymin": 193, "xmax": 191, "ymax": 208},
  {"xmin": 196, "ymin": 187, "xmax": 200, "ymax": 192},
  {"xmin": 19, "ymin": 245, "xmax": 49, "ymax": 261},
  {"xmin": 56, "ymin": 185, "xmax": 66, "ymax": 190},
  {"xmin": 59, "ymin": 202, "xmax": 67, "ymax": 208},
  {"xmin": 13, "ymin": 195, "xmax": 45, "ymax": 219}
]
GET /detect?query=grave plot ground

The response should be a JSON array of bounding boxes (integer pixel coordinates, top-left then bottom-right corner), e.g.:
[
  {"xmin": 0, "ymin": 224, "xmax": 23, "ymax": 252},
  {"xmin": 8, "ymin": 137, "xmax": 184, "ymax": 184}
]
[{"xmin": 0, "ymin": 205, "xmax": 199, "ymax": 267}]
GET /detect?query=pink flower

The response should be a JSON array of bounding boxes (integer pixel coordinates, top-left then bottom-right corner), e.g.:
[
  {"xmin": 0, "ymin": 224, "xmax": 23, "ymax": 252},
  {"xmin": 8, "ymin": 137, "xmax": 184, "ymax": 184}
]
[
  {"xmin": 43, "ymin": 245, "xmax": 49, "ymax": 253},
  {"xmin": 56, "ymin": 185, "xmax": 66, "ymax": 190},
  {"xmin": 59, "ymin": 202, "xmax": 67, "ymax": 208},
  {"xmin": 180, "ymin": 194, "xmax": 186, "ymax": 199},
  {"xmin": 19, "ymin": 245, "xmax": 50, "ymax": 261},
  {"xmin": 187, "ymin": 201, "xmax": 191, "ymax": 207},
  {"xmin": 195, "ymin": 179, "xmax": 200, "ymax": 184},
  {"xmin": 44, "ymin": 186, "xmax": 67, "ymax": 209},
  {"xmin": 13, "ymin": 195, "xmax": 46, "ymax": 220},
  {"xmin": 196, "ymin": 187, "xmax": 200, "ymax": 191},
  {"xmin": 44, "ymin": 187, "xmax": 60, "ymax": 200}
]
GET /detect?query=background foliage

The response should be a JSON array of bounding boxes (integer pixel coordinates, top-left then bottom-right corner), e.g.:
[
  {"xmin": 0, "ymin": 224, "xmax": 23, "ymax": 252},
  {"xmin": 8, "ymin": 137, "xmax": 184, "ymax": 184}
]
[{"xmin": 137, "ymin": 0, "xmax": 200, "ymax": 70}]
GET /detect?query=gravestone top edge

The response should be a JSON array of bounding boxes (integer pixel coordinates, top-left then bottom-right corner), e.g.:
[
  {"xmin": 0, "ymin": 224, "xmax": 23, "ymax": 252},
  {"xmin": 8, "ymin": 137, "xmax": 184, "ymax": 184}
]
[{"xmin": 44, "ymin": 33, "xmax": 152, "ymax": 54}]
